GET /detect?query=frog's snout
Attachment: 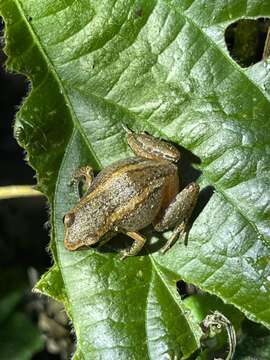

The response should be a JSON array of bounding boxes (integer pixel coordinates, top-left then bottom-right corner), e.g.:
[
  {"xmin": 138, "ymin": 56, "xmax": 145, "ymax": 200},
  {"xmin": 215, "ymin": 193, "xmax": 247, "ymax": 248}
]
[{"xmin": 64, "ymin": 228, "xmax": 99, "ymax": 251}]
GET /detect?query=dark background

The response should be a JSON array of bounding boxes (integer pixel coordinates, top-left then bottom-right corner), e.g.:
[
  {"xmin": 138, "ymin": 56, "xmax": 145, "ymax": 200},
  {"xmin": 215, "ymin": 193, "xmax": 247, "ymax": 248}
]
[
  {"xmin": 0, "ymin": 40, "xmax": 50, "ymax": 272},
  {"xmin": 0, "ymin": 20, "xmax": 60, "ymax": 359}
]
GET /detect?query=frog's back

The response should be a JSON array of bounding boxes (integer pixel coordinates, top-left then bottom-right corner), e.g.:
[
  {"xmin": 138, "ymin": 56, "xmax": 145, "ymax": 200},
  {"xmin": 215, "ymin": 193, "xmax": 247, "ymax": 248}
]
[
  {"xmin": 86, "ymin": 158, "xmax": 142, "ymax": 194},
  {"xmin": 76, "ymin": 157, "xmax": 177, "ymax": 238}
]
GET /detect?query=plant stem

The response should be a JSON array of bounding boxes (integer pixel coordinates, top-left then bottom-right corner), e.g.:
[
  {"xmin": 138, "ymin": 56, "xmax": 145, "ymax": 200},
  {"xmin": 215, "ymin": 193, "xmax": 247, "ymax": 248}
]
[{"xmin": 0, "ymin": 185, "xmax": 43, "ymax": 200}]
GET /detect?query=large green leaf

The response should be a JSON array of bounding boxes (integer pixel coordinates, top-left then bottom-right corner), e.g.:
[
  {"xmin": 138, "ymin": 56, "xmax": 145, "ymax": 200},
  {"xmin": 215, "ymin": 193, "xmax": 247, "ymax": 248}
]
[{"xmin": 2, "ymin": 0, "xmax": 270, "ymax": 358}]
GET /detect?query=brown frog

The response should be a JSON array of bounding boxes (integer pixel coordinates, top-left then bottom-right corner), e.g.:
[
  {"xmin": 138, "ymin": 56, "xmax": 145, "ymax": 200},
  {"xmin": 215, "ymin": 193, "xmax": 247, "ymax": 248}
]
[{"xmin": 63, "ymin": 129, "xmax": 199, "ymax": 259}]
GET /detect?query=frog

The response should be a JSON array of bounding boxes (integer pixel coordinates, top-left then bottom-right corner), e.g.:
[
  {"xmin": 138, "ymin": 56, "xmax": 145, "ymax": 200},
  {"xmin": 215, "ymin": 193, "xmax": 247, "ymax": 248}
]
[{"xmin": 63, "ymin": 129, "xmax": 199, "ymax": 260}]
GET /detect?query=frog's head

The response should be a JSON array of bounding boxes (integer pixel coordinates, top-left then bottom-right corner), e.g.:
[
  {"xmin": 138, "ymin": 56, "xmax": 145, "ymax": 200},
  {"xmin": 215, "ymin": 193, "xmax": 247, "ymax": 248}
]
[{"xmin": 63, "ymin": 210, "xmax": 99, "ymax": 250}]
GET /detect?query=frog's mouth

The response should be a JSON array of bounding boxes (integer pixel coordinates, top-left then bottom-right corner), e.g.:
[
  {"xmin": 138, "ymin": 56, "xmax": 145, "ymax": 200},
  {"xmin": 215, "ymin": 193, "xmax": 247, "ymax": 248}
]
[
  {"xmin": 64, "ymin": 231, "xmax": 99, "ymax": 251},
  {"xmin": 64, "ymin": 238, "xmax": 83, "ymax": 251},
  {"xmin": 63, "ymin": 226, "xmax": 83, "ymax": 251}
]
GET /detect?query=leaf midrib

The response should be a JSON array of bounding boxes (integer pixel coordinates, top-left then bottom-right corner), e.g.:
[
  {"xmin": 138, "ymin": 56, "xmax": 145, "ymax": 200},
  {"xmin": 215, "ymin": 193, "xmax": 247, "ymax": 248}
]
[
  {"xmin": 53, "ymin": 130, "xmax": 93, "ymax": 360},
  {"xmin": 149, "ymin": 257, "xmax": 202, "ymax": 348}
]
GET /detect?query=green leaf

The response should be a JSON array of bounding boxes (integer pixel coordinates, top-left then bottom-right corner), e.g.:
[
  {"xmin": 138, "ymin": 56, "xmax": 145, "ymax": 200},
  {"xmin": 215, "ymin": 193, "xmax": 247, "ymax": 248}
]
[
  {"xmin": 1, "ymin": 0, "xmax": 270, "ymax": 358},
  {"xmin": 0, "ymin": 312, "xmax": 44, "ymax": 360},
  {"xmin": 35, "ymin": 264, "xmax": 67, "ymax": 304}
]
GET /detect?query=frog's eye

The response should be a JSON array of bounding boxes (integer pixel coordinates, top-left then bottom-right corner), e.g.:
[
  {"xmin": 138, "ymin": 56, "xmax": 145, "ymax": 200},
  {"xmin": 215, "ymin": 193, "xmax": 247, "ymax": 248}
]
[{"xmin": 63, "ymin": 212, "xmax": 75, "ymax": 227}]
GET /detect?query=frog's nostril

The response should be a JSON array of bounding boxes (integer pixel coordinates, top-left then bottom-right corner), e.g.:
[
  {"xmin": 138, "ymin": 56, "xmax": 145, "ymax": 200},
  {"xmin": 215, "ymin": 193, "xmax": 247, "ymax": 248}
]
[{"xmin": 63, "ymin": 212, "xmax": 75, "ymax": 227}]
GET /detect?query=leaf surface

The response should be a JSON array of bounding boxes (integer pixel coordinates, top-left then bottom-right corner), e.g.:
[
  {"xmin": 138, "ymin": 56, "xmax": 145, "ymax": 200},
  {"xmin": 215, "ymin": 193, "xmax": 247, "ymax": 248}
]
[{"xmin": 2, "ymin": 0, "xmax": 270, "ymax": 358}]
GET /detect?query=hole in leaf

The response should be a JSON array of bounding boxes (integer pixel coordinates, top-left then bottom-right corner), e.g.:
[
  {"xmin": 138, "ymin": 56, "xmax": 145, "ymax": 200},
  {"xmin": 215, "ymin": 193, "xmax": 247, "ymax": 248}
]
[
  {"xmin": 225, "ymin": 18, "xmax": 270, "ymax": 67},
  {"xmin": 176, "ymin": 280, "xmax": 201, "ymax": 299}
]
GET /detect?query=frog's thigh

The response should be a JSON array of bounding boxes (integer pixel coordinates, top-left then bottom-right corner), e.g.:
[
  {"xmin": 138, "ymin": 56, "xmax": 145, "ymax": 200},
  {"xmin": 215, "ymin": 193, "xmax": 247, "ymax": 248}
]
[
  {"xmin": 154, "ymin": 182, "xmax": 199, "ymax": 231},
  {"xmin": 120, "ymin": 231, "xmax": 146, "ymax": 260},
  {"xmin": 126, "ymin": 130, "xmax": 180, "ymax": 162}
]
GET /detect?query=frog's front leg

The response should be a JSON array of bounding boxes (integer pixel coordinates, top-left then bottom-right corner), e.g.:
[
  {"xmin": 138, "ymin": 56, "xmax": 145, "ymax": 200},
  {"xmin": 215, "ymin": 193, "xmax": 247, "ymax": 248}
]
[
  {"xmin": 154, "ymin": 182, "xmax": 199, "ymax": 253},
  {"xmin": 70, "ymin": 165, "xmax": 94, "ymax": 198},
  {"xmin": 120, "ymin": 231, "xmax": 146, "ymax": 260}
]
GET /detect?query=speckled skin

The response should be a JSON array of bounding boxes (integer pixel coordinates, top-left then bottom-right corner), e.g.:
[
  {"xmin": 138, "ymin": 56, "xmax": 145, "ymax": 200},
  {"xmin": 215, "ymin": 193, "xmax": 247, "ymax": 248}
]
[{"xmin": 63, "ymin": 131, "xmax": 199, "ymax": 258}]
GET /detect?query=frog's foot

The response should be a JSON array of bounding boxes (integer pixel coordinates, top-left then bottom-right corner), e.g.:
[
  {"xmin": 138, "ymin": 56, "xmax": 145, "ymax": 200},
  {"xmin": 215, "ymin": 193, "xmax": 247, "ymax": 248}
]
[
  {"xmin": 161, "ymin": 222, "xmax": 187, "ymax": 254},
  {"xmin": 120, "ymin": 231, "xmax": 146, "ymax": 260},
  {"xmin": 126, "ymin": 129, "xmax": 180, "ymax": 163},
  {"xmin": 70, "ymin": 166, "xmax": 94, "ymax": 196}
]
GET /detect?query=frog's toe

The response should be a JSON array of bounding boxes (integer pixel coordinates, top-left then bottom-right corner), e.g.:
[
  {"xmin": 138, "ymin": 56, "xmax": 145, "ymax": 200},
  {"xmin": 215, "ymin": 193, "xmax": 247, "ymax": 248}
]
[
  {"xmin": 120, "ymin": 250, "xmax": 129, "ymax": 261},
  {"xmin": 160, "ymin": 222, "xmax": 186, "ymax": 254}
]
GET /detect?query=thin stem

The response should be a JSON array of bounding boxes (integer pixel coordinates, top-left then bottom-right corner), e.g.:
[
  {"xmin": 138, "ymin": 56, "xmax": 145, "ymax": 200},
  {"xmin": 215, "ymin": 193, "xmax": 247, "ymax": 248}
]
[
  {"xmin": 0, "ymin": 185, "xmax": 43, "ymax": 200},
  {"xmin": 201, "ymin": 311, "xmax": 236, "ymax": 360}
]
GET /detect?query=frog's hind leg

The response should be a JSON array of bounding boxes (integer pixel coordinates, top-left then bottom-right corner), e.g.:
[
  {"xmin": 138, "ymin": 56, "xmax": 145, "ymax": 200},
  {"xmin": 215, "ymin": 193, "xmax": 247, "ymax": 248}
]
[
  {"xmin": 125, "ymin": 128, "xmax": 180, "ymax": 163},
  {"xmin": 70, "ymin": 165, "xmax": 94, "ymax": 198},
  {"xmin": 154, "ymin": 182, "xmax": 199, "ymax": 253},
  {"xmin": 120, "ymin": 231, "xmax": 146, "ymax": 260}
]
